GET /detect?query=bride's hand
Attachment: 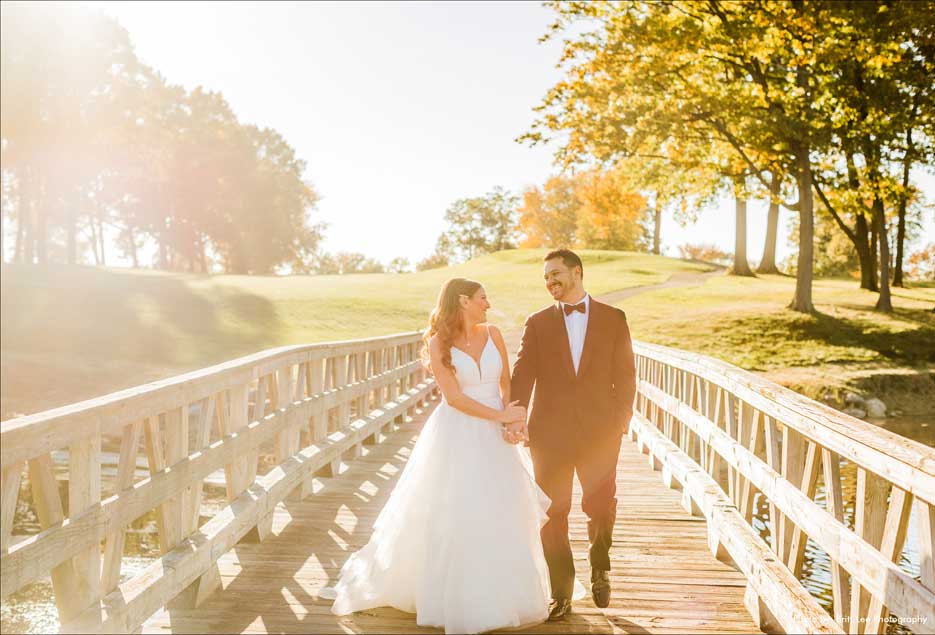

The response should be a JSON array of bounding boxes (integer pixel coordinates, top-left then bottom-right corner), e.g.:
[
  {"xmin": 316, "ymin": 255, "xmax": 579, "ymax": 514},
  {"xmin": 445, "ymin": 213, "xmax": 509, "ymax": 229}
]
[
  {"xmin": 502, "ymin": 420, "xmax": 527, "ymax": 444},
  {"xmin": 499, "ymin": 400, "xmax": 526, "ymax": 424}
]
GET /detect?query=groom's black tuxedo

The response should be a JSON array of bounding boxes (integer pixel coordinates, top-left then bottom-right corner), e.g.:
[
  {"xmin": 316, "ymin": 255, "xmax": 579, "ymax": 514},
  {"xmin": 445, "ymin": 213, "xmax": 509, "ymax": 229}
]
[{"xmin": 511, "ymin": 297, "xmax": 636, "ymax": 601}]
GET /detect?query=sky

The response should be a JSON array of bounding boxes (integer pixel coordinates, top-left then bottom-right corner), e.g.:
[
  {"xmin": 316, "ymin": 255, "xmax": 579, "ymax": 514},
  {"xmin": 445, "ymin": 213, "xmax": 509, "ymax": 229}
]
[{"xmin": 85, "ymin": 0, "xmax": 933, "ymax": 267}]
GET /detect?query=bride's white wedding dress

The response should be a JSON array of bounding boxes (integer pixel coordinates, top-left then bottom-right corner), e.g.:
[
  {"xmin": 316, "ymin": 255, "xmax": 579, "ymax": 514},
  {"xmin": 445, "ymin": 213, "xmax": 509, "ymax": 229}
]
[{"xmin": 325, "ymin": 330, "xmax": 578, "ymax": 633}]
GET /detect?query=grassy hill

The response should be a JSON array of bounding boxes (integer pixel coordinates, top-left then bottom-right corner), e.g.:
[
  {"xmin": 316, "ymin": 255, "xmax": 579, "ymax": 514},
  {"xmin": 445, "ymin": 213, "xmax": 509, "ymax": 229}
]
[
  {"xmin": 3, "ymin": 249, "xmax": 932, "ymax": 419},
  {"xmin": 1, "ymin": 250, "xmax": 710, "ymax": 417},
  {"xmin": 620, "ymin": 274, "xmax": 935, "ymax": 413}
]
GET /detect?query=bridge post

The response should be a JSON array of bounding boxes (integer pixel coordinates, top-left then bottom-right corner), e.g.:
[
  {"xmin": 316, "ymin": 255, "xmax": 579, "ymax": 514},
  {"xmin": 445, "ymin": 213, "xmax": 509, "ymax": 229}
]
[
  {"xmin": 744, "ymin": 583, "xmax": 782, "ymax": 634},
  {"xmin": 300, "ymin": 357, "xmax": 326, "ymax": 499},
  {"xmin": 680, "ymin": 489, "xmax": 703, "ymax": 517},
  {"xmin": 66, "ymin": 434, "xmax": 103, "ymax": 626},
  {"xmin": 707, "ymin": 522, "xmax": 732, "ymax": 564},
  {"xmin": 661, "ymin": 463, "xmax": 681, "ymax": 490}
]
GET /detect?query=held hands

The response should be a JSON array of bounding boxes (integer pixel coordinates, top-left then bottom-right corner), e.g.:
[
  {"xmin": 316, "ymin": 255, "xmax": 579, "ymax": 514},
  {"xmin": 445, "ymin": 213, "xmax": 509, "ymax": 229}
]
[
  {"xmin": 499, "ymin": 400, "xmax": 528, "ymax": 445},
  {"xmin": 500, "ymin": 400, "xmax": 526, "ymax": 425},
  {"xmin": 502, "ymin": 420, "xmax": 528, "ymax": 445}
]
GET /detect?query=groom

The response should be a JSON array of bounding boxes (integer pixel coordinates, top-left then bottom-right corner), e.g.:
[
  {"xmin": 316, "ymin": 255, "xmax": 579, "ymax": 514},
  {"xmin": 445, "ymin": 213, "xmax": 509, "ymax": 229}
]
[{"xmin": 508, "ymin": 249, "xmax": 636, "ymax": 620}]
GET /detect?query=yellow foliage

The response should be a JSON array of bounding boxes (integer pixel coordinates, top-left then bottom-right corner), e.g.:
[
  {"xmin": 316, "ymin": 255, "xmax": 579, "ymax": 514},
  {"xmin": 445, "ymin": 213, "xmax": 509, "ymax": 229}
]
[
  {"xmin": 574, "ymin": 169, "xmax": 647, "ymax": 251},
  {"xmin": 517, "ymin": 170, "xmax": 648, "ymax": 251},
  {"xmin": 517, "ymin": 175, "xmax": 578, "ymax": 249}
]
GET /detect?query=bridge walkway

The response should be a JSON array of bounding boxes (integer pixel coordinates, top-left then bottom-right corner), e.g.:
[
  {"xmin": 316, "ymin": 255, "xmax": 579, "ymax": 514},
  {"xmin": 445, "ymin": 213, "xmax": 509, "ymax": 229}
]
[{"xmin": 143, "ymin": 398, "xmax": 761, "ymax": 634}]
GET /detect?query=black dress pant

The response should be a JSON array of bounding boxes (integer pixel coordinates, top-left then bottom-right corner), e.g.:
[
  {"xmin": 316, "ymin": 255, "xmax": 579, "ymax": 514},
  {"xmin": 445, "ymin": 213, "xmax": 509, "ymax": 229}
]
[{"xmin": 530, "ymin": 430, "xmax": 622, "ymax": 601}]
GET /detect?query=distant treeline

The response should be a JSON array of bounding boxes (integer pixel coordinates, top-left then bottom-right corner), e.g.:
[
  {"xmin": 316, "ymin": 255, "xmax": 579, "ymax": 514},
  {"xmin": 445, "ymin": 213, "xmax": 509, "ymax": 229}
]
[{"xmin": 1, "ymin": 3, "xmax": 322, "ymax": 274}]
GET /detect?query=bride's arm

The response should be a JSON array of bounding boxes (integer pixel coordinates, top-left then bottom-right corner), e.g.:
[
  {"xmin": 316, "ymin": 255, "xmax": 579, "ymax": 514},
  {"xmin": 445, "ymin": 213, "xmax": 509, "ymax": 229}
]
[
  {"xmin": 429, "ymin": 336, "xmax": 524, "ymax": 424},
  {"xmin": 489, "ymin": 325, "xmax": 511, "ymax": 404},
  {"xmin": 490, "ymin": 325, "xmax": 527, "ymax": 443}
]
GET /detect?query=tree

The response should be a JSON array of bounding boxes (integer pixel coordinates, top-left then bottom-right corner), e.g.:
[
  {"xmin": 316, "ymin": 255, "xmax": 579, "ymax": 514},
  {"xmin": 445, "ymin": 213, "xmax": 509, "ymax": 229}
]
[
  {"xmin": 416, "ymin": 252, "xmax": 449, "ymax": 271},
  {"xmin": 1, "ymin": 2, "xmax": 141, "ymax": 266},
  {"xmin": 613, "ymin": 144, "xmax": 721, "ymax": 257},
  {"xmin": 439, "ymin": 187, "xmax": 518, "ymax": 262},
  {"xmin": 313, "ymin": 251, "xmax": 340, "ymax": 275},
  {"xmin": 757, "ymin": 172, "xmax": 784, "ymax": 274},
  {"xmin": 806, "ymin": 1, "xmax": 934, "ymax": 302},
  {"xmin": 517, "ymin": 174, "xmax": 579, "ymax": 248},
  {"xmin": 729, "ymin": 176, "xmax": 754, "ymax": 277},
  {"xmin": 387, "ymin": 257, "xmax": 411, "ymax": 273},
  {"xmin": 907, "ymin": 243, "xmax": 935, "ymax": 282},
  {"xmin": 524, "ymin": 1, "xmax": 935, "ymax": 312},
  {"xmin": 0, "ymin": 3, "xmax": 325, "ymax": 274},
  {"xmin": 574, "ymin": 168, "xmax": 648, "ymax": 251},
  {"xmin": 331, "ymin": 251, "xmax": 384, "ymax": 274}
]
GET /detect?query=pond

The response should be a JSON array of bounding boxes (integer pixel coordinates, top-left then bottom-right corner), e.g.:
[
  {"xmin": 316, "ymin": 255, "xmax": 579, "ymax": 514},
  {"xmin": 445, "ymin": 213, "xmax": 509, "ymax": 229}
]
[{"xmin": 750, "ymin": 414, "xmax": 932, "ymax": 634}]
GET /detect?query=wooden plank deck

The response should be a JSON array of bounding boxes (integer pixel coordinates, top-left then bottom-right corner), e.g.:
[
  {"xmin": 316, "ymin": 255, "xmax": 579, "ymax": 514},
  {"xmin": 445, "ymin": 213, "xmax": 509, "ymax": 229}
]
[{"xmin": 143, "ymin": 396, "xmax": 762, "ymax": 634}]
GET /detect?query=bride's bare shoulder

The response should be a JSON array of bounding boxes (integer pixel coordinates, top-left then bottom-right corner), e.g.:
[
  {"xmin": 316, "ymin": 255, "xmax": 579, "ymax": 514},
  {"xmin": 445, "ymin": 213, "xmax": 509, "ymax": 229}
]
[{"xmin": 487, "ymin": 324, "xmax": 505, "ymax": 344}]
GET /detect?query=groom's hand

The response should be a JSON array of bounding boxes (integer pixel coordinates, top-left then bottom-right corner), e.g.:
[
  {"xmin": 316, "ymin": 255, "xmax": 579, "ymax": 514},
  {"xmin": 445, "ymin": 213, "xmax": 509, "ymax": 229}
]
[
  {"xmin": 502, "ymin": 420, "xmax": 527, "ymax": 444},
  {"xmin": 618, "ymin": 408, "xmax": 633, "ymax": 436}
]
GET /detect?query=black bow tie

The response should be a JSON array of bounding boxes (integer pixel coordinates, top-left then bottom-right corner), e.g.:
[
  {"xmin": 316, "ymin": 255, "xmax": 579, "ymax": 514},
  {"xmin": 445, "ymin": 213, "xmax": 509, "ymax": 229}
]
[{"xmin": 563, "ymin": 302, "xmax": 586, "ymax": 316}]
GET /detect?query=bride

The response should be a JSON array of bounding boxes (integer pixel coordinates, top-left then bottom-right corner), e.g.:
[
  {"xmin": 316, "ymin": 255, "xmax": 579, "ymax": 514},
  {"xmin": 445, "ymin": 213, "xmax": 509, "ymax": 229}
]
[{"xmin": 325, "ymin": 277, "xmax": 567, "ymax": 633}]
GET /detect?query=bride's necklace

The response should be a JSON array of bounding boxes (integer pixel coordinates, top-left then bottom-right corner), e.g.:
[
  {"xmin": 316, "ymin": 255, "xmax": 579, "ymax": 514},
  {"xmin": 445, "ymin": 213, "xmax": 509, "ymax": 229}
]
[{"xmin": 457, "ymin": 328, "xmax": 478, "ymax": 349}]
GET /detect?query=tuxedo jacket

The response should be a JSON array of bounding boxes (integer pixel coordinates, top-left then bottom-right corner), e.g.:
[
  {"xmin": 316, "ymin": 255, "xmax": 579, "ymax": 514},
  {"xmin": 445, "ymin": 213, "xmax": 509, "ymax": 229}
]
[{"xmin": 510, "ymin": 298, "xmax": 637, "ymax": 450}]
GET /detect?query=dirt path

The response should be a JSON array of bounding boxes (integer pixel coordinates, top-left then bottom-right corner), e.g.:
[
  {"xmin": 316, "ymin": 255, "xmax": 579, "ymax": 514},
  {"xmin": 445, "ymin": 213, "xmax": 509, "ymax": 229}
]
[{"xmin": 502, "ymin": 267, "xmax": 725, "ymax": 359}]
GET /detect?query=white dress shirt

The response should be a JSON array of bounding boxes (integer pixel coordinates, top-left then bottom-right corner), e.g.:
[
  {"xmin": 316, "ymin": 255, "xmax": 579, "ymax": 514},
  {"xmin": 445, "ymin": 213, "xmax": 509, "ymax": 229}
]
[{"xmin": 561, "ymin": 293, "xmax": 590, "ymax": 374}]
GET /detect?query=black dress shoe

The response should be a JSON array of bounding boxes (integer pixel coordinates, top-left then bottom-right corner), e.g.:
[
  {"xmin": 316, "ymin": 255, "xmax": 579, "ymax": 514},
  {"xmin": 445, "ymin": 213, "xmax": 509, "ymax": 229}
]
[
  {"xmin": 547, "ymin": 597, "xmax": 572, "ymax": 621},
  {"xmin": 591, "ymin": 569, "xmax": 611, "ymax": 608}
]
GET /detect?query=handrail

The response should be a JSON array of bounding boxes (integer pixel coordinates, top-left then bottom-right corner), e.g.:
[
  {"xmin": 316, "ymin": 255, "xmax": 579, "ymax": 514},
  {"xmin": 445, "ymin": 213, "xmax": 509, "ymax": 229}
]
[
  {"xmin": 3, "ymin": 335, "xmax": 932, "ymax": 634},
  {"xmin": 630, "ymin": 341, "xmax": 935, "ymax": 635},
  {"xmin": 0, "ymin": 331, "xmax": 435, "ymax": 633}
]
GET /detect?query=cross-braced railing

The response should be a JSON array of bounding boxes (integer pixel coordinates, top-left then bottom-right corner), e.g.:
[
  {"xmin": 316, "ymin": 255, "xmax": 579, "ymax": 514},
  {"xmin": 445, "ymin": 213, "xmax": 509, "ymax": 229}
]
[
  {"xmin": 0, "ymin": 332, "xmax": 434, "ymax": 633},
  {"xmin": 630, "ymin": 341, "xmax": 935, "ymax": 635}
]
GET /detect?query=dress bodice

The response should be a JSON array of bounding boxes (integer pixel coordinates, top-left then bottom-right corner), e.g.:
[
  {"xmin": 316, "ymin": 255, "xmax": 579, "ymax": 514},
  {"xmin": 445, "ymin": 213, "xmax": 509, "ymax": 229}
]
[{"xmin": 450, "ymin": 333, "xmax": 502, "ymax": 407}]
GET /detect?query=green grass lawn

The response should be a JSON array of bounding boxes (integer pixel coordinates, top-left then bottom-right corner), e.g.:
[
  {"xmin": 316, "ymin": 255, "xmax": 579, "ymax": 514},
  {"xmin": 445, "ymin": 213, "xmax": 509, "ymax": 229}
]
[
  {"xmin": 1, "ymin": 250, "xmax": 710, "ymax": 417},
  {"xmin": 616, "ymin": 273, "xmax": 935, "ymax": 411},
  {"xmin": 3, "ymin": 250, "xmax": 931, "ymax": 418}
]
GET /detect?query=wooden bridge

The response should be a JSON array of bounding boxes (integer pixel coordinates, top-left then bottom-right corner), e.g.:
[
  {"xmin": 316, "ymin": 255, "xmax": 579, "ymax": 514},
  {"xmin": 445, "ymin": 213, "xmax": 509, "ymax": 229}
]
[{"xmin": 2, "ymin": 332, "xmax": 933, "ymax": 634}]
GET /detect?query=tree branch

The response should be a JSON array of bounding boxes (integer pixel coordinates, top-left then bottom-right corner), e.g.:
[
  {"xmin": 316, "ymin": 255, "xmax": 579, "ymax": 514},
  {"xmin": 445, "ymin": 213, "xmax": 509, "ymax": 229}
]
[{"xmin": 811, "ymin": 178, "xmax": 858, "ymax": 245}]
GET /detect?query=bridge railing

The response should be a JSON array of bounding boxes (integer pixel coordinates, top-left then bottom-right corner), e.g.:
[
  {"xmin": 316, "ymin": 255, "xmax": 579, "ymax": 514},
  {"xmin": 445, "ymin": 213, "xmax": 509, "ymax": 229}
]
[
  {"xmin": 630, "ymin": 341, "xmax": 935, "ymax": 635},
  {"xmin": 0, "ymin": 331, "xmax": 434, "ymax": 633}
]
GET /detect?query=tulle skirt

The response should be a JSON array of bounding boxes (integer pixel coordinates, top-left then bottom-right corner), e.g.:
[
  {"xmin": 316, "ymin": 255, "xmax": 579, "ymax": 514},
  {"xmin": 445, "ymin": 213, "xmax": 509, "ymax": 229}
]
[{"xmin": 325, "ymin": 395, "xmax": 555, "ymax": 633}]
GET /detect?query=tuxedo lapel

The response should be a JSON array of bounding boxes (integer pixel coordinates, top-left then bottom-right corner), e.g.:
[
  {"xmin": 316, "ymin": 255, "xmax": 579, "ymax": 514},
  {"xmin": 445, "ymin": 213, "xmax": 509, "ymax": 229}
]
[
  {"xmin": 550, "ymin": 304, "xmax": 577, "ymax": 380},
  {"xmin": 577, "ymin": 299, "xmax": 603, "ymax": 376}
]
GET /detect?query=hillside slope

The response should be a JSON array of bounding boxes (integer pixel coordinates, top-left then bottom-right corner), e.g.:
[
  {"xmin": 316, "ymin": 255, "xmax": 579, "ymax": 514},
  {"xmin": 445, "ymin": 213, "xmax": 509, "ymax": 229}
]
[{"xmin": 1, "ymin": 250, "xmax": 709, "ymax": 416}]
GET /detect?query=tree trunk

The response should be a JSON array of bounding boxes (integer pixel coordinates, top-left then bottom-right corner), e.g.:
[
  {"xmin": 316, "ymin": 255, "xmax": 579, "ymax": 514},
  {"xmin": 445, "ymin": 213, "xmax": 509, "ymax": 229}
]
[
  {"xmin": 869, "ymin": 221, "xmax": 878, "ymax": 288},
  {"xmin": 127, "ymin": 226, "xmax": 139, "ymax": 268},
  {"xmin": 731, "ymin": 194, "xmax": 755, "ymax": 276},
  {"xmin": 13, "ymin": 197, "xmax": 24, "ymax": 264},
  {"xmin": 22, "ymin": 171, "xmax": 34, "ymax": 265},
  {"xmin": 198, "ymin": 236, "xmax": 208, "ymax": 273},
  {"xmin": 66, "ymin": 203, "xmax": 77, "ymax": 265},
  {"xmin": 35, "ymin": 182, "xmax": 47, "ymax": 265},
  {"xmin": 159, "ymin": 215, "xmax": 170, "ymax": 270},
  {"xmin": 96, "ymin": 210, "xmax": 106, "ymax": 267},
  {"xmin": 854, "ymin": 212, "xmax": 877, "ymax": 291},
  {"xmin": 0, "ymin": 171, "xmax": 6, "ymax": 264},
  {"xmin": 873, "ymin": 197, "xmax": 892, "ymax": 312},
  {"xmin": 652, "ymin": 193, "xmax": 662, "ymax": 255},
  {"xmin": 88, "ymin": 216, "xmax": 101, "ymax": 265},
  {"xmin": 893, "ymin": 133, "xmax": 913, "ymax": 288},
  {"xmin": 757, "ymin": 173, "xmax": 781, "ymax": 274},
  {"xmin": 790, "ymin": 147, "xmax": 815, "ymax": 313}
]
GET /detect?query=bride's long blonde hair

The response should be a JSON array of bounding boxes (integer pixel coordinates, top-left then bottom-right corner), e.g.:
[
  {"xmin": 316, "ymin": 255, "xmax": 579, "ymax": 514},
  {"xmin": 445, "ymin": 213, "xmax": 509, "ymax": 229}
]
[{"xmin": 421, "ymin": 277, "xmax": 482, "ymax": 373}]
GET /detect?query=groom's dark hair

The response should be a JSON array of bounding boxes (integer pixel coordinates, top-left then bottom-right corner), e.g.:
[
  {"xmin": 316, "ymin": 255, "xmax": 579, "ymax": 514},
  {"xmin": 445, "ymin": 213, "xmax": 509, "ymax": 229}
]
[{"xmin": 544, "ymin": 249, "xmax": 583, "ymax": 279}]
